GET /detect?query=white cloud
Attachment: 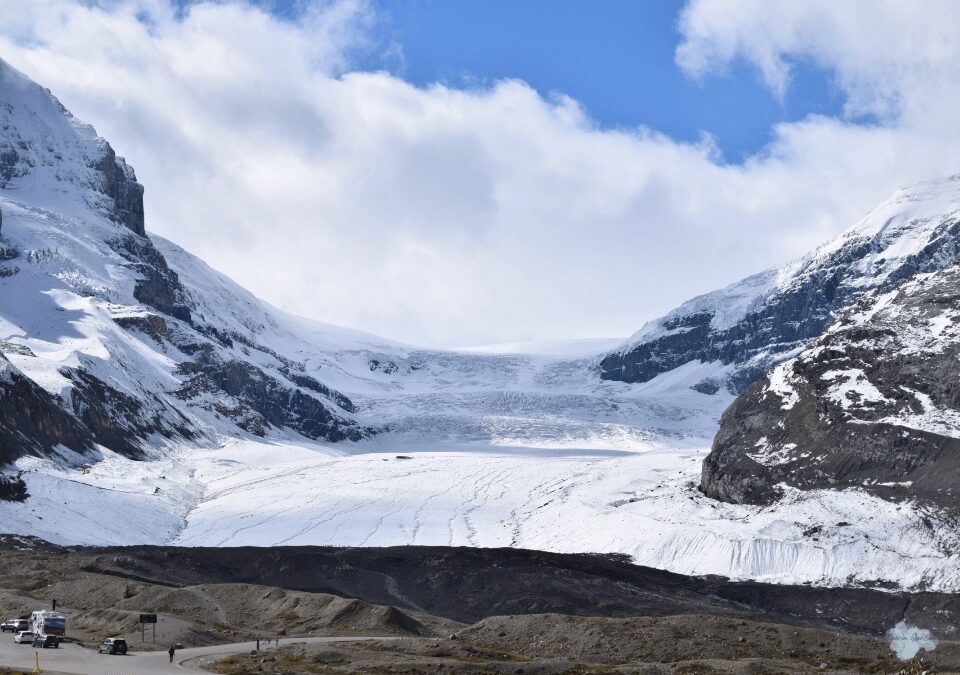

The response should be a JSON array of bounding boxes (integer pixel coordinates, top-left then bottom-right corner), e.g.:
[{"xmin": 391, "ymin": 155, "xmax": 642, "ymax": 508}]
[
  {"xmin": 0, "ymin": 0, "xmax": 959, "ymax": 347},
  {"xmin": 676, "ymin": 0, "xmax": 960, "ymax": 121}
]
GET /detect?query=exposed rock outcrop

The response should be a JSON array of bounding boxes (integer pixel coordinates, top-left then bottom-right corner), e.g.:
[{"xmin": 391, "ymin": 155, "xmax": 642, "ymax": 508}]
[
  {"xmin": 93, "ymin": 144, "xmax": 145, "ymax": 236},
  {"xmin": 0, "ymin": 237, "xmax": 16, "ymax": 278},
  {"xmin": 0, "ymin": 353, "xmax": 92, "ymax": 464},
  {"xmin": 177, "ymin": 347, "xmax": 364, "ymax": 442},
  {"xmin": 0, "ymin": 139, "xmax": 28, "ymax": 188},
  {"xmin": 0, "ymin": 474, "xmax": 28, "ymax": 501},
  {"xmin": 112, "ymin": 313, "xmax": 170, "ymax": 343},
  {"xmin": 701, "ymin": 256, "xmax": 960, "ymax": 511},
  {"xmin": 61, "ymin": 366, "xmax": 196, "ymax": 459},
  {"xmin": 691, "ymin": 378, "xmax": 721, "ymax": 395},
  {"xmin": 110, "ymin": 235, "xmax": 192, "ymax": 322}
]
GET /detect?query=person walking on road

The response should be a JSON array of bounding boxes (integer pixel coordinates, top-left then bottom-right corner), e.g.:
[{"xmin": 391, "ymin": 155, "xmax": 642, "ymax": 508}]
[
  {"xmin": 168, "ymin": 645, "xmax": 176, "ymax": 663},
  {"xmin": 256, "ymin": 637, "xmax": 260, "ymax": 651}
]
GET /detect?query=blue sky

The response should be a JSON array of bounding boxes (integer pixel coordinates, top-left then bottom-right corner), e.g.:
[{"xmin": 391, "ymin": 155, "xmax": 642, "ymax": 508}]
[{"xmin": 239, "ymin": 0, "xmax": 847, "ymax": 161}]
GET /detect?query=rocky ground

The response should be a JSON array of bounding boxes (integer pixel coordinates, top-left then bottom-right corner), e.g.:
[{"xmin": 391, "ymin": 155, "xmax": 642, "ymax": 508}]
[
  {"xmin": 56, "ymin": 540, "xmax": 960, "ymax": 636},
  {"xmin": 214, "ymin": 614, "xmax": 957, "ymax": 674},
  {"xmin": 0, "ymin": 538, "xmax": 461, "ymax": 651},
  {"xmin": 0, "ymin": 536, "xmax": 954, "ymax": 671}
]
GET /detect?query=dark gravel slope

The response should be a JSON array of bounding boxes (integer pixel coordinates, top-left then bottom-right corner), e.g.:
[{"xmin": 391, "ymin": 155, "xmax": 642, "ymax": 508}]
[{"xmin": 3, "ymin": 537, "xmax": 956, "ymax": 637}]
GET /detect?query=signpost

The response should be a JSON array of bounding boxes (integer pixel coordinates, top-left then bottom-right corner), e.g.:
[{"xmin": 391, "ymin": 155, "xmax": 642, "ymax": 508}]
[{"xmin": 140, "ymin": 613, "xmax": 158, "ymax": 643}]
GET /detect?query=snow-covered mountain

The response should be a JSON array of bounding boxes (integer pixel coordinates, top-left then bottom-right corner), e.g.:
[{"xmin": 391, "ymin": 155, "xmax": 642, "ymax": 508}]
[
  {"xmin": 600, "ymin": 176, "xmax": 960, "ymax": 393},
  {"xmin": 702, "ymin": 252, "xmax": 960, "ymax": 512},
  {"xmin": 0, "ymin": 57, "xmax": 377, "ymax": 466},
  {"xmin": 4, "ymin": 56, "xmax": 960, "ymax": 592}
]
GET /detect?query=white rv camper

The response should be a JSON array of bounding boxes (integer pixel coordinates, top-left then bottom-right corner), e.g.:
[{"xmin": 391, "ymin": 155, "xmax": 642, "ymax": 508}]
[{"xmin": 30, "ymin": 610, "xmax": 66, "ymax": 637}]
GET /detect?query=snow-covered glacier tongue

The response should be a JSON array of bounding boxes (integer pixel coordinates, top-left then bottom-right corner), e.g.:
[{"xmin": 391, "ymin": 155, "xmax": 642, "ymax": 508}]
[{"xmin": 3, "ymin": 55, "xmax": 960, "ymax": 592}]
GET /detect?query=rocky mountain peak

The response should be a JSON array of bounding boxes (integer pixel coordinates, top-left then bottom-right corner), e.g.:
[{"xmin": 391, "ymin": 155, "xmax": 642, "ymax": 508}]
[
  {"xmin": 0, "ymin": 58, "xmax": 366, "ymax": 464},
  {"xmin": 0, "ymin": 57, "xmax": 144, "ymax": 236},
  {"xmin": 600, "ymin": 176, "xmax": 960, "ymax": 394}
]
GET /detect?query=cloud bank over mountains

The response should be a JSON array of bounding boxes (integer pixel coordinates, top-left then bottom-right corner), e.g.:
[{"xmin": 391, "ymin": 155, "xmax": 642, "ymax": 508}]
[{"xmin": 1, "ymin": 0, "xmax": 958, "ymax": 348}]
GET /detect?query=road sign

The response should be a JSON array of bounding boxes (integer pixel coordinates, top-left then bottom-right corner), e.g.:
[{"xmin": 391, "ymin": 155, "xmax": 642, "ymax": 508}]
[{"xmin": 139, "ymin": 613, "xmax": 158, "ymax": 624}]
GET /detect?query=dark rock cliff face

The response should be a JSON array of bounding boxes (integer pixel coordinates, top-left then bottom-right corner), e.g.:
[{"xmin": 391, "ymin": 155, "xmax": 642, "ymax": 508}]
[
  {"xmin": 701, "ymin": 256, "xmax": 960, "ymax": 511},
  {"xmin": 0, "ymin": 474, "xmax": 28, "ymax": 501},
  {"xmin": 111, "ymin": 235, "xmax": 192, "ymax": 323},
  {"xmin": 601, "ymin": 205, "xmax": 960, "ymax": 393},
  {"xmin": 60, "ymin": 366, "xmax": 196, "ymax": 459},
  {"xmin": 0, "ymin": 351, "xmax": 200, "ymax": 464},
  {"xmin": 0, "ymin": 240, "xmax": 17, "ymax": 278},
  {"xmin": 93, "ymin": 145, "xmax": 145, "ymax": 236},
  {"xmin": 177, "ymin": 347, "xmax": 365, "ymax": 443},
  {"xmin": 0, "ymin": 136, "xmax": 28, "ymax": 189},
  {"xmin": 0, "ymin": 354, "xmax": 92, "ymax": 464}
]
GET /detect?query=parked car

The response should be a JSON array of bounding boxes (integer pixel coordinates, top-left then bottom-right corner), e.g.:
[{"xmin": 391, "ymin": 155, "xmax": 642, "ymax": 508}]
[
  {"xmin": 32, "ymin": 634, "xmax": 60, "ymax": 648},
  {"xmin": 13, "ymin": 631, "xmax": 35, "ymax": 644},
  {"xmin": 1, "ymin": 619, "xmax": 28, "ymax": 633},
  {"xmin": 98, "ymin": 637, "xmax": 128, "ymax": 655}
]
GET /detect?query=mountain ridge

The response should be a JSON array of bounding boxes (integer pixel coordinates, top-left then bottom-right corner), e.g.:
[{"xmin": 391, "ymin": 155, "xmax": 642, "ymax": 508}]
[{"xmin": 600, "ymin": 174, "xmax": 960, "ymax": 393}]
